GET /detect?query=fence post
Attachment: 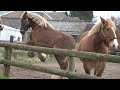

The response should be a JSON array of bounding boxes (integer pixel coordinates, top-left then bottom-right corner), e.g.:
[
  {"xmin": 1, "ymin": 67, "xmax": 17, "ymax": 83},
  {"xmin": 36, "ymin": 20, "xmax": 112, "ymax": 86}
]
[
  {"xmin": 3, "ymin": 36, "xmax": 13, "ymax": 77},
  {"xmin": 69, "ymin": 57, "xmax": 75, "ymax": 72}
]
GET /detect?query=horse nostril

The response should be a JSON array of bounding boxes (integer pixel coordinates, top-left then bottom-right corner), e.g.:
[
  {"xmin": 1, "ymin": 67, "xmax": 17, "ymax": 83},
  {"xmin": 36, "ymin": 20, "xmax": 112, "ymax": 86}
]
[
  {"xmin": 113, "ymin": 44, "xmax": 118, "ymax": 50},
  {"xmin": 20, "ymin": 30, "xmax": 25, "ymax": 35},
  {"xmin": 0, "ymin": 26, "xmax": 3, "ymax": 31},
  {"xmin": 113, "ymin": 45, "xmax": 115, "ymax": 47}
]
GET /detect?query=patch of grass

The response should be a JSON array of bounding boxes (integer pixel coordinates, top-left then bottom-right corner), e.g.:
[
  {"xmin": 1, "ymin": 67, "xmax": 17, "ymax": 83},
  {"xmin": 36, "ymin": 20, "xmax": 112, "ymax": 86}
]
[
  {"xmin": 16, "ymin": 53, "xmax": 40, "ymax": 64},
  {"xmin": 46, "ymin": 54, "xmax": 56, "ymax": 63},
  {"xmin": 0, "ymin": 75, "xmax": 9, "ymax": 79},
  {"xmin": 0, "ymin": 49, "xmax": 56, "ymax": 64}
]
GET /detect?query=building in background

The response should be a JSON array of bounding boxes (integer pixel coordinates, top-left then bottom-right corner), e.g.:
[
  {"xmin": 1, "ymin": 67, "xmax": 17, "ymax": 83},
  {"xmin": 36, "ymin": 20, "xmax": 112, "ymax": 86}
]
[
  {"xmin": 0, "ymin": 11, "xmax": 93, "ymax": 42},
  {"xmin": 0, "ymin": 25, "xmax": 22, "ymax": 42}
]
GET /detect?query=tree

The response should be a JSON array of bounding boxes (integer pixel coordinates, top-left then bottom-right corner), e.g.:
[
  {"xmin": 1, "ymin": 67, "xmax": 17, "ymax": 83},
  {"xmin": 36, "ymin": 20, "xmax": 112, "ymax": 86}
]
[
  {"xmin": 92, "ymin": 16, "xmax": 97, "ymax": 23},
  {"xmin": 116, "ymin": 17, "xmax": 120, "ymax": 25},
  {"xmin": 69, "ymin": 11, "xmax": 93, "ymax": 21}
]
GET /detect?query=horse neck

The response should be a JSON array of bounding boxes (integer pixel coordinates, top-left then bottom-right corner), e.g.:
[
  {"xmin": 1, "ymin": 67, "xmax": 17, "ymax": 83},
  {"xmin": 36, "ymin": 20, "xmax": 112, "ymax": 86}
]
[
  {"xmin": 31, "ymin": 23, "xmax": 39, "ymax": 30},
  {"xmin": 90, "ymin": 32, "xmax": 105, "ymax": 48},
  {"xmin": 30, "ymin": 21, "xmax": 53, "ymax": 31}
]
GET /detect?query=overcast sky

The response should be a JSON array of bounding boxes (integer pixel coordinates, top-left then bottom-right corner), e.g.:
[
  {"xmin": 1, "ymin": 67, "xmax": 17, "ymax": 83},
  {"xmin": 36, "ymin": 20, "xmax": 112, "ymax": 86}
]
[
  {"xmin": 93, "ymin": 11, "xmax": 120, "ymax": 23},
  {"xmin": 93, "ymin": 11, "xmax": 120, "ymax": 17}
]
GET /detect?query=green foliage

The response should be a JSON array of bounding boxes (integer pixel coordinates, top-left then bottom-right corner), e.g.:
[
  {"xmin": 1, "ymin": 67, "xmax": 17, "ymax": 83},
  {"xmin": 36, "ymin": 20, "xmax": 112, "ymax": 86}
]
[
  {"xmin": 69, "ymin": 11, "xmax": 93, "ymax": 21},
  {"xmin": 46, "ymin": 54, "xmax": 56, "ymax": 62}
]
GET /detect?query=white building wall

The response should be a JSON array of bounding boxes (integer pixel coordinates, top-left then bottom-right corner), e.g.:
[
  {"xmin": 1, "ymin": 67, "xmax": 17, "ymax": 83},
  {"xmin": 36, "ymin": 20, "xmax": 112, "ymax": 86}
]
[{"xmin": 0, "ymin": 25, "xmax": 22, "ymax": 41}]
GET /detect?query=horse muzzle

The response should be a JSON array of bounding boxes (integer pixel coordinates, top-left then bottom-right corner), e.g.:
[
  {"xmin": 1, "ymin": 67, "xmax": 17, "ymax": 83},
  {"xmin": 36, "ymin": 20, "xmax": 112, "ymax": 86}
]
[
  {"xmin": 109, "ymin": 39, "xmax": 119, "ymax": 50},
  {"xmin": 0, "ymin": 25, "xmax": 4, "ymax": 31},
  {"xmin": 20, "ymin": 30, "xmax": 25, "ymax": 35}
]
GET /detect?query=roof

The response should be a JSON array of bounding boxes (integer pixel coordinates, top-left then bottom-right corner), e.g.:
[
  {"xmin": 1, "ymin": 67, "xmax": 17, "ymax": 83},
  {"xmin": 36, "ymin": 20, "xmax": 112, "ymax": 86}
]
[
  {"xmin": 0, "ymin": 11, "xmax": 10, "ymax": 16},
  {"xmin": 1, "ymin": 11, "xmax": 24, "ymax": 18},
  {"xmin": 61, "ymin": 17, "xmax": 80, "ymax": 22},
  {"xmin": 3, "ymin": 25, "xmax": 20, "ymax": 31},
  {"xmin": 1, "ymin": 11, "xmax": 82, "ymax": 22},
  {"xmin": 1, "ymin": 11, "xmax": 67, "ymax": 20},
  {"xmin": 84, "ymin": 23, "xmax": 94, "ymax": 31},
  {"xmin": 48, "ymin": 20, "xmax": 92, "ymax": 35},
  {"xmin": 47, "ymin": 12, "xmax": 67, "ymax": 20},
  {"xmin": 1, "ymin": 11, "xmax": 51, "ymax": 19}
]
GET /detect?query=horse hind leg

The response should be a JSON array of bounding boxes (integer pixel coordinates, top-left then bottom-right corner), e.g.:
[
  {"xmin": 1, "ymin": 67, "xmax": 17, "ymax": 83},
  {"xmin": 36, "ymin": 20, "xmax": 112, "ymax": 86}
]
[
  {"xmin": 55, "ymin": 55, "xmax": 69, "ymax": 70},
  {"xmin": 94, "ymin": 69, "xmax": 97, "ymax": 76},
  {"xmin": 95, "ymin": 62, "xmax": 106, "ymax": 77},
  {"xmin": 51, "ymin": 55, "xmax": 69, "ymax": 79}
]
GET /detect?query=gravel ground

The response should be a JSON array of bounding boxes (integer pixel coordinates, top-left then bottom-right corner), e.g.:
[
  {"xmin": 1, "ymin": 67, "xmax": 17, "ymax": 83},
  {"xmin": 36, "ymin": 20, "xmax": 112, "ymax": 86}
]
[{"xmin": 0, "ymin": 59, "xmax": 120, "ymax": 79}]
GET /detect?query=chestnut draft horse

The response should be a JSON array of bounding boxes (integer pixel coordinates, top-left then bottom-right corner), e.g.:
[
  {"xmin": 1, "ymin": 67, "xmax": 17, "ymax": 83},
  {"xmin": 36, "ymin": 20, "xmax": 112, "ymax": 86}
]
[
  {"xmin": 75, "ymin": 16, "xmax": 118, "ymax": 77},
  {"xmin": 0, "ymin": 17, "xmax": 4, "ymax": 31},
  {"xmin": 20, "ymin": 11, "xmax": 76, "ymax": 79}
]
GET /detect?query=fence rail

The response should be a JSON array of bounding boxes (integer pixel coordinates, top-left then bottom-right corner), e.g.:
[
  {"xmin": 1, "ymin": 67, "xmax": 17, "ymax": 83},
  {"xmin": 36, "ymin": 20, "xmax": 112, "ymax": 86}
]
[
  {"xmin": 0, "ymin": 42, "xmax": 120, "ymax": 79},
  {"xmin": 0, "ymin": 59, "xmax": 102, "ymax": 79},
  {"xmin": 0, "ymin": 42, "xmax": 120, "ymax": 63}
]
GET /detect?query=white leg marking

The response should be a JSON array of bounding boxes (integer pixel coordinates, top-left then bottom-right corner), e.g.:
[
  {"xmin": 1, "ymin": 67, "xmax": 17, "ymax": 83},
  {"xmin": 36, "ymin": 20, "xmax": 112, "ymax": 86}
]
[{"xmin": 41, "ymin": 53, "xmax": 47, "ymax": 59}]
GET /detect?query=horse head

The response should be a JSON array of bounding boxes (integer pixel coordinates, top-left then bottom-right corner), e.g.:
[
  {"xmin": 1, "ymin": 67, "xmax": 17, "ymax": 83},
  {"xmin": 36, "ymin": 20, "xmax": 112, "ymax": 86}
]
[
  {"xmin": 20, "ymin": 11, "xmax": 55, "ymax": 35},
  {"xmin": 100, "ymin": 16, "xmax": 118, "ymax": 49},
  {"xmin": 0, "ymin": 17, "xmax": 4, "ymax": 31},
  {"xmin": 20, "ymin": 11, "xmax": 31, "ymax": 35}
]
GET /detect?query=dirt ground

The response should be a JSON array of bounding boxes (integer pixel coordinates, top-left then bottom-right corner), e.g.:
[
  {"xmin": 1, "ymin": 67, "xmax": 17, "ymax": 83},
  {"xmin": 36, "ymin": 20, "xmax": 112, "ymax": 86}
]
[{"xmin": 0, "ymin": 58, "xmax": 120, "ymax": 79}]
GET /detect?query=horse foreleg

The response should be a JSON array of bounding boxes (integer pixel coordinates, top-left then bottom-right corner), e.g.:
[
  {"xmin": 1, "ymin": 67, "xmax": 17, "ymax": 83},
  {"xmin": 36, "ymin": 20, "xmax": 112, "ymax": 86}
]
[
  {"xmin": 38, "ymin": 53, "xmax": 46, "ymax": 62},
  {"xmin": 83, "ymin": 60, "xmax": 92, "ymax": 75},
  {"xmin": 24, "ymin": 41, "xmax": 35, "ymax": 58}
]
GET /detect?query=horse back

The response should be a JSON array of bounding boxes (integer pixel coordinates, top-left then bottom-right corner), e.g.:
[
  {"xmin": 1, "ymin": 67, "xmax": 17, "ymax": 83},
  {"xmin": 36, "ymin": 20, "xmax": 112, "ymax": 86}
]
[
  {"xmin": 54, "ymin": 32, "xmax": 76, "ymax": 50},
  {"xmin": 29, "ymin": 27, "xmax": 76, "ymax": 49}
]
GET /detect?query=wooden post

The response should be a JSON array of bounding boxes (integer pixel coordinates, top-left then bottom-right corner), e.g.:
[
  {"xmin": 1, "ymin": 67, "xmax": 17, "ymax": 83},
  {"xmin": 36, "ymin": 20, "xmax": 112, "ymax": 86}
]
[
  {"xmin": 3, "ymin": 36, "xmax": 13, "ymax": 77},
  {"xmin": 3, "ymin": 47, "xmax": 10, "ymax": 77},
  {"xmin": 69, "ymin": 57, "xmax": 75, "ymax": 72}
]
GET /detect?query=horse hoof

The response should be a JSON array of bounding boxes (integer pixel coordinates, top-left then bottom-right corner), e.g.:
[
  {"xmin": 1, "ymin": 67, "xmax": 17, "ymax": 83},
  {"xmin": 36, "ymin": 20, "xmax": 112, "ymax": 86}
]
[
  {"xmin": 40, "ymin": 58, "xmax": 46, "ymax": 62},
  {"xmin": 38, "ymin": 56, "xmax": 46, "ymax": 62},
  {"xmin": 38, "ymin": 53, "xmax": 46, "ymax": 62}
]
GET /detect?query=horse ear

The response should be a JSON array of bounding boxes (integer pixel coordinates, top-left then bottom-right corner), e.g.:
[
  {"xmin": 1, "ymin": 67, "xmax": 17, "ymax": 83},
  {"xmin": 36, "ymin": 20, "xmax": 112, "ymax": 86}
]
[
  {"xmin": 20, "ymin": 11, "xmax": 27, "ymax": 18},
  {"xmin": 100, "ymin": 16, "xmax": 106, "ymax": 24},
  {"xmin": 21, "ymin": 11, "xmax": 27, "ymax": 18},
  {"xmin": 24, "ymin": 11, "xmax": 27, "ymax": 16}
]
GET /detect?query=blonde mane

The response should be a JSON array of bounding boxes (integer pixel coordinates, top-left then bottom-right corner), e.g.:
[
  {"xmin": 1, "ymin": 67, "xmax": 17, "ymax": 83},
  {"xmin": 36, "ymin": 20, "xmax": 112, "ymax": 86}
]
[
  {"xmin": 88, "ymin": 19, "xmax": 116, "ymax": 36},
  {"xmin": 88, "ymin": 22, "xmax": 102, "ymax": 36},
  {"xmin": 20, "ymin": 11, "xmax": 54, "ymax": 29}
]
